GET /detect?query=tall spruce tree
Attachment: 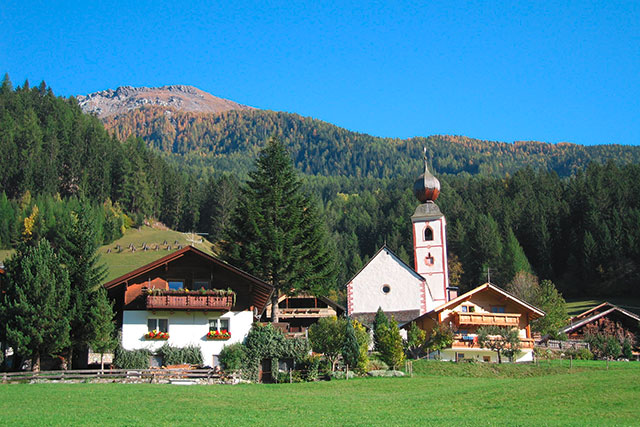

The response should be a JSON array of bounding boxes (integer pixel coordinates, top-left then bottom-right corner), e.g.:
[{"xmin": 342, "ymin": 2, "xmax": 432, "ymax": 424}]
[
  {"xmin": 1, "ymin": 239, "xmax": 70, "ymax": 371},
  {"xmin": 87, "ymin": 287, "xmax": 117, "ymax": 371},
  {"xmin": 373, "ymin": 307, "xmax": 390, "ymax": 352},
  {"xmin": 58, "ymin": 202, "xmax": 107, "ymax": 367},
  {"xmin": 225, "ymin": 137, "xmax": 337, "ymax": 321},
  {"xmin": 342, "ymin": 318, "xmax": 360, "ymax": 370}
]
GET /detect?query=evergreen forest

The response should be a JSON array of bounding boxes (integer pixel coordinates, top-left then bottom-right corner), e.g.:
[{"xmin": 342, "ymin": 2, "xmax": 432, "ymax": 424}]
[{"xmin": 1, "ymin": 76, "xmax": 639, "ymax": 302}]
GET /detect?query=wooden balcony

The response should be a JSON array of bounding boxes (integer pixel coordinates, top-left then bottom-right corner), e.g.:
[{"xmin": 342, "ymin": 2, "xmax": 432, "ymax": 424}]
[
  {"xmin": 451, "ymin": 335, "xmax": 535, "ymax": 349},
  {"xmin": 454, "ymin": 311, "xmax": 521, "ymax": 327},
  {"xmin": 277, "ymin": 308, "xmax": 336, "ymax": 319},
  {"xmin": 146, "ymin": 294, "xmax": 234, "ymax": 311}
]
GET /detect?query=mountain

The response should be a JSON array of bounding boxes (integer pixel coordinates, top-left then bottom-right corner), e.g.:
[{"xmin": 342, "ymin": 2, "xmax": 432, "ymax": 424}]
[{"xmin": 77, "ymin": 85, "xmax": 252, "ymax": 119}]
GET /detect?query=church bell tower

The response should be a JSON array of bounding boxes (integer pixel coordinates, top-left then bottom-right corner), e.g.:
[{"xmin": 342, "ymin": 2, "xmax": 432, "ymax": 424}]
[{"xmin": 412, "ymin": 149, "xmax": 452, "ymax": 304}]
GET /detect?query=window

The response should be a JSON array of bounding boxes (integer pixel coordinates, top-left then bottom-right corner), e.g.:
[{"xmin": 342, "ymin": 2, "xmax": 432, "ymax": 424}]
[
  {"xmin": 461, "ymin": 306, "xmax": 468, "ymax": 312},
  {"xmin": 491, "ymin": 306, "xmax": 506, "ymax": 314},
  {"xmin": 461, "ymin": 305, "xmax": 475, "ymax": 313},
  {"xmin": 425, "ymin": 253, "xmax": 434, "ymax": 266},
  {"xmin": 168, "ymin": 280, "xmax": 183, "ymax": 291},
  {"xmin": 424, "ymin": 226, "xmax": 434, "ymax": 241},
  {"xmin": 483, "ymin": 356, "xmax": 491, "ymax": 362},
  {"xmin": 193, "ymin": 280, "xmax": 209, "ymax": 290},
  {"xmin": 148, "ymin": 318, "xmax": 168, "ymax": 333},
  {"xmin": 456, "ymin": 352, "xmax": 465, "ymax": 362},
  {"xmin": 209, "ymin": 318, "xmax": 230, "ymax": 332},
  {"xmin": 382, "ymin": 284, "xmax": 391, "ymax": 294}
]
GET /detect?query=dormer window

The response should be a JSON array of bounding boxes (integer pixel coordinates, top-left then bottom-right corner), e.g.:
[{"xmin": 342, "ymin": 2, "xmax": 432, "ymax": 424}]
[{"xmin": 424, "ymin": 226, "xmax": 434, "ymax": 241}]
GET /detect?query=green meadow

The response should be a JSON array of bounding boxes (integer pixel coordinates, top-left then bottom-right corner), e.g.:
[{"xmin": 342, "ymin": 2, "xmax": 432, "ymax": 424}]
[{"xmin": 1, "ymin": 360, "xmax": 637, "ymax": 426}]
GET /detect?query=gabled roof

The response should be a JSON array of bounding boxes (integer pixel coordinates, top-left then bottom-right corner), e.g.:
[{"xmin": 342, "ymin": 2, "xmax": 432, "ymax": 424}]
[
  {"xmin": 103, "ymin": 245, "xmax": 273, "ymax": 313},
  {"xmin": 416, "ymin": 283, "xmax": 545, "ymax": 321},
  {"xmin": 345, "ymin": 245, "xmax": 426, "ymax": 286},
  {"xmin": 562, "ymin": 304, "xmax": 640, "ymax": 334},
  {"xmin": 569, "ymin": 302, "xmax": 616, "ymax": 323},
  {"xmin": 270, "ymin": 292, "xmax": 346, "ymax": 314}
]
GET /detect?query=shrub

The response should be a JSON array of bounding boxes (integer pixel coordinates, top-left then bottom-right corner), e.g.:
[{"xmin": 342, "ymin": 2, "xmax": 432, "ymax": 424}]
[
  {"xmin": 157, "ymin": 344, "xmax": 203, "ymax": 366},
  {"xmin": 367, "ymin": 370, "xmax": 405, "ymax": 377},
  {"xmin": 366, "ymin": 358, "xmax": 389, "ymax": 371},
  {"xmin": 297, "ymin": 354, "xmax": 321, "ymax": 381},
  {"xmin": 113, "ymin": 347, "xmax": 150, "ymax": 369},
  {"xmin": 219, "ymin": 343, "xmax": 246, "ymax": 372},
  {"xmin": 329, "ymin": 370, "xmax": 356, "ymax": 380},
  {"xmin": 563, "ymin": 347, "xmax": 594, "ymax": 360}
]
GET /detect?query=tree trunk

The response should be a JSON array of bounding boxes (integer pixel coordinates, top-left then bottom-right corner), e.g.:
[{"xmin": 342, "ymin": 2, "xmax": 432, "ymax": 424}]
[
  {"xmin": 32, "ymin": 353, "xmax": 40, "ymax": 372},
  {"xmin": 270, "ymin": 288, "xmax": 280, "ymax": 323},
  {"xmin": 100, "ymin": 353, "xmax": 104, "ymax": 373},
  {"xmin": 497, "ymin": 351, "xmax": 502, "ymax": 364}
]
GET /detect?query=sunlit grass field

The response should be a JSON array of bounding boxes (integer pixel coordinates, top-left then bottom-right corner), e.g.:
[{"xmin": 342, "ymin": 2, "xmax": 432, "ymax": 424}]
[
  {"xmin": 97, "ymin": 226, "xmax": 216, "ymax": 283},
  {"xmin": 1, "ymin": 360, "xmax": 638, "ymax": 426}
]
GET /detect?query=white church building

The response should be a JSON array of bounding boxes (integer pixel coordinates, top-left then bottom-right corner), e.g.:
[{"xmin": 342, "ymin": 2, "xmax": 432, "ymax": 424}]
[{"xmin": 347, "ymin": 154, "xmax": 458, "ymax": 325}]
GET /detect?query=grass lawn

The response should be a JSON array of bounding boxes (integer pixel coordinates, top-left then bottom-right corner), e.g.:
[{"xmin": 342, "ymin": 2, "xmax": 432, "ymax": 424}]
[
  {"xmin": 98, "ymin": 226, "xmax": 216, "ymax": 283},
  {"xmin": 1, "ymin": 361, "xmax": 638, "ymax": 426}
]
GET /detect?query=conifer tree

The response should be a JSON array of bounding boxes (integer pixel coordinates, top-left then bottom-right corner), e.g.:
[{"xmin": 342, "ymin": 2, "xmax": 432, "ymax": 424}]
[
  {"xmin": 1, "ymin": 239, "xmax": 70, "ymax": 371},
  {"xmin": 373, "ymin": 307, "xmax": 390, "ymax": 352},
  {"xmin": 225, "ymin": 137, "xmax": 337, "ymax": 321},
  {"xmin": 58, "ymin": 202, "xmax": 107, "ymax": 367},
  {"xmin": 87, "ymin": 287, "xmax": 117, "ymax": 371},
  {"xmin": 342, "ymin": 318, "xmax": 360, "ymax": 370}
]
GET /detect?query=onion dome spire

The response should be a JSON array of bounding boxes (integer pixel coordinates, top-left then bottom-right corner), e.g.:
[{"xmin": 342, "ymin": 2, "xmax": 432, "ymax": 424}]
[{"xmin": 413, "ymin": 147, "xmax": 440, "ymax": 203}]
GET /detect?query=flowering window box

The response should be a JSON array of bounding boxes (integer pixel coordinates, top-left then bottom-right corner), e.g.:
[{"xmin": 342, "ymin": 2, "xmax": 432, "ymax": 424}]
[
  {"xmin": 206, "ymin": 330, "xmax": 231, "ymax": 340},
  {"xmin": 145, "ymin": 330, "xmax": 169, "ymax": 340}
]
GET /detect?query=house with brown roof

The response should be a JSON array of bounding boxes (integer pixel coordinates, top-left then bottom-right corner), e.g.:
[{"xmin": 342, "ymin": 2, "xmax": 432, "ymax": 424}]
[
  {"xmin": 561, "ymin": 302, "xmax": 640, "ymax": 355},
  {"xmin": 103, "ymin": 245, "xmax": 273, "ymax": 367},
  {"xmin": 262, "ymin": 293, "xmax": 345, "ymax": 338},
  {"xmin": 409, "ymin": 283, "xmax": 545, "ymax": 362}
]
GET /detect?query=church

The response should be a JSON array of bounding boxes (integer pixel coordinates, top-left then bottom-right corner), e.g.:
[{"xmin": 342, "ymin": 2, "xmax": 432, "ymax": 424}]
[
  {"xmin": 346, "ymin": 152, "xmax": 544, "ymax": 362},
  {"xmin": 346, "ymin": 151, "xmax": 457, "ymax": 325}
]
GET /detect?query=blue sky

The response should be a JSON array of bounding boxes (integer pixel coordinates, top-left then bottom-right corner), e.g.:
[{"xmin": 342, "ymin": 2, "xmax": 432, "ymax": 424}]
[{"xmin": 1, "ymin": 1, "xmax": 638, "ymax": 145}]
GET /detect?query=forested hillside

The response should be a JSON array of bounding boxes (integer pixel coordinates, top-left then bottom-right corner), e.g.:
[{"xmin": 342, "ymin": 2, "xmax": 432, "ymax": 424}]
[
  {"xmin": 102, "ymin": 106, "xmax": 640, "ymax": 179},
  {"xmin": 2, "ymin": 77, "xmax": 639, "ymax": 302}
]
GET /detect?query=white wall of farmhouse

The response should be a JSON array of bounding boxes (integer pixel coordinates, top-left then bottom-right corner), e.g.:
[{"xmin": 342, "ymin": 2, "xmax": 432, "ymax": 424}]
[
  {"xmin": 439, "ymin": 348, "xmax": 534, "ymax": 363},
  {"xmin": 347, "ymin": 248, "xmax": 432, "ymax": 316},
  {"xmin": 122, "ymin": 310, "xmax": 253, "ymax": 367}
]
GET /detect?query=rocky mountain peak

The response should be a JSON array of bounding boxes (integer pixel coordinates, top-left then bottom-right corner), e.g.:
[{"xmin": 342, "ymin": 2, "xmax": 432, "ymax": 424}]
[{"xmin": 77, "ymin": 85, "xmax": 253, "ymax": 119}]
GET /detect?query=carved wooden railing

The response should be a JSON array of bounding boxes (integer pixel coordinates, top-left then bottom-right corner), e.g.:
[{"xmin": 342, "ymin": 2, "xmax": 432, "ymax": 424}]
[{"xmin": 146, "ymin": 294, "xmax": 234, "ymax": 311}]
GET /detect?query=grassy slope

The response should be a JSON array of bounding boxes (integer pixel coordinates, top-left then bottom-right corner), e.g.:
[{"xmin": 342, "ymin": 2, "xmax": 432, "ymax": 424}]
[
  {"xmin": 0, "ymin": 361, "xmax": 638, "ymax": 426},
  {"xmin": 98, "ymin": 226, "xmax": 216, "ymax": 283}
]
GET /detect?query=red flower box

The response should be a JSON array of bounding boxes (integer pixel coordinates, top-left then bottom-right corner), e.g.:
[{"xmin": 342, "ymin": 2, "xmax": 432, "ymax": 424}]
[
  {"xmin": 206, "ymin": 330, "xmax": 231, "ymax": 340},
  {"xmin": 145, "ymin": 330, "xmax": 169, "ymax": 340}
]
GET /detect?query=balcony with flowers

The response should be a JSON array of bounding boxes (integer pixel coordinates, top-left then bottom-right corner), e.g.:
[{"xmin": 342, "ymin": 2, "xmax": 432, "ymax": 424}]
[
  {"xmin": 206, "ymin": 330, "xmax": 231, "ymax": 340},
  {"xmin": 145, "ymin": 287, "xmax": 235, "ymax": 311}
]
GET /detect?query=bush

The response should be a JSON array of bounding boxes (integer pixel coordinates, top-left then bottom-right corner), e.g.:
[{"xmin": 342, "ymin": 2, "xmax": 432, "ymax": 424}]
[
  {"xmin": 219, "ymin": 343, "xmax": 246, "ymax": 372},
  {"xmin": 367, "ymin": 370, "xmax": 405, "ymax": 377},
  {"xmin": 329, "ymin": 370, "xmax": 356, "ymax": 380},
  {"xmin": 563, "ymin": 347, "xmax": 594, "ymax": 360},
  {"xmin": 276, "ymin": 370, "xmax": 304, "ymax": 383},
  {"xmin": 113, "ymin": 347, "xmax": 150, "ymax": 369},
  {"xmin": 366, "ymin": 359, "xmax": 389, "ymax": 371},
  {"xmin": 297, "ymin": 354, "xmax": 321, "ymax": 381},
  {"xmin": 157, "ymin": 344, "xmax": 203, "ymax": 366}
]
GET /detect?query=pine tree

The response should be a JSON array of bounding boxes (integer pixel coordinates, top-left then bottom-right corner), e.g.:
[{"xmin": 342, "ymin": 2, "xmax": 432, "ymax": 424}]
[
  {"xmin": 87, "ymin": 287, "xmax": 117, "ymax": 371},
  {"xmin": 503, "ymin": 228, "xmax": 532, "ymax": 282},
  {"xmin": 342, "ymin": 318, "xmax": 360, "ymax": 371},
  {"xmin": 1, "ymin": 239, "xmax": 70, "ymax": 371},
  {"xmin": 373, "ymin": 307, "xmax": 390, "ymax": 352},
  {"xmin": 531, "ymin": 280, "xmax": 568, "ymax": 338},
  {"xmin": 58, "ymin": 202, "xmax": 107, "ymax": 368},
  {"xmin": 225, "ymin": 137, "xmax": 337, "ymax": 321}
]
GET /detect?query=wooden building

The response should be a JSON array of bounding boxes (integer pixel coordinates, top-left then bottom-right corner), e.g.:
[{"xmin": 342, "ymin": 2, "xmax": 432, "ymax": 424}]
[
  {"xmin": 409, "ymin": 283, "xmax": 545, "ymax": 362},
  {"xmin": 103, "ymin": 245, "xmax": 273, "ymax": 367},
  {"xmin": 562, "ymin": 302, "xmax": 640, "ymax": 348},
  {"xmin": 262, "ymin": 293, "xmax": 345, "ymax": 338}
]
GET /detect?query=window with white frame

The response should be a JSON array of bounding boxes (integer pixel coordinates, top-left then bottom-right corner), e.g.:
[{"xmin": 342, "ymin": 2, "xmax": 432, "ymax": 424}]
[
  {"xmin": 209, "ymin": 318, "xmax": 230, "ymax": 333},
  {"xmin": 168, "ymin": 280, "xmax": 183, "ymax": 290},
  {"xmin": 148, "ymin": 318, "xmax": 168, "ymax": 332}
]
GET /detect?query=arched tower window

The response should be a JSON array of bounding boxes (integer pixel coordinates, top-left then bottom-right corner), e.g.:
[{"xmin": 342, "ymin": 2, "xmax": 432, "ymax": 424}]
[{"xmin": 424, "ymin": 226, "xmax": 433, "ymax": 241}]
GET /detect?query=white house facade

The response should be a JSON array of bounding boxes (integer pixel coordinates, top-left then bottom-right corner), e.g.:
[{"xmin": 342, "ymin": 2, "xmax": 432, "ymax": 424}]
[{"xmin": 104, "ymin": 246, "xmax": 273, "ymax": 367}]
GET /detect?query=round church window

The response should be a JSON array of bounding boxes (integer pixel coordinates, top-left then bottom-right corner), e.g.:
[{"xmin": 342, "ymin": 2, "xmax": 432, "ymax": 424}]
[{"xmin": 382, "ymin": 284, "xmax": 391, "ymax": 294}]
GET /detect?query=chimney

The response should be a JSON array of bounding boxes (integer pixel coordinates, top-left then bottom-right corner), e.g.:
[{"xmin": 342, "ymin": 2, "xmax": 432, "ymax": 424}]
[{"xmin": 447, "ymin": 286, "xmax": 459, "ymax": 301}]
